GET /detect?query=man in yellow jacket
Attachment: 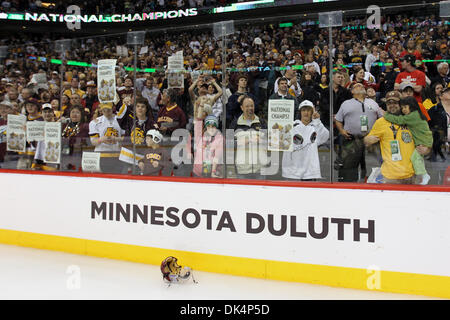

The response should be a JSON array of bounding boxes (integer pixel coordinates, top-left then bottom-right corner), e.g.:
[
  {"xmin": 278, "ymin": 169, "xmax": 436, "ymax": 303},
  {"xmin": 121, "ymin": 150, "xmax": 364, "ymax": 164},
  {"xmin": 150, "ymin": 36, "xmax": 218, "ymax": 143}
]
[{"xmin": 364, "ymin": 91, "xmax": 431, "ymax": 184}]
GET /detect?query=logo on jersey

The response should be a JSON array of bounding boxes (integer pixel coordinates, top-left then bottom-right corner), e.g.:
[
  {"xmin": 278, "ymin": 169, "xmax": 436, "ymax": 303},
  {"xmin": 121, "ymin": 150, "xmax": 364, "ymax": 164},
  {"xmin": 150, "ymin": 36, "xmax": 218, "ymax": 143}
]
[
  {"xmin": 104, "ymin": 127, "xmax": 119, "ymax": 138},
  {"xmin": 131, "ymin": 127, "xmax": 145, "ymax": 145},
  {"xmin": 146, "ymin": 153, "xmax": 162, "ymax": 161},
  {"xmin": 401, "ymin": 131, "xmax": 412, "ymax": 143}
]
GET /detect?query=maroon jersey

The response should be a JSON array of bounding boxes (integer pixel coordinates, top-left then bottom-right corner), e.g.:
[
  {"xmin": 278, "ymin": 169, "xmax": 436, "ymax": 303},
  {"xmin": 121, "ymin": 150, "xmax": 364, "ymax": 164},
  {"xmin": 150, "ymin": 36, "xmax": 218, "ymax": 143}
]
[
  {"xmin": 62, "ymin": 121, "xmax": 90, "ymax": 154},
  {"xmin": 139, "ymin": 146, "xmax": 172, "ymax": 176},
  {"xmin": 116, "ymin": 104, "xmax": 155, "ymax": 146},
  {"xmin": 157, "ymin": 104, "xmax": 187, "ymax": 135}
]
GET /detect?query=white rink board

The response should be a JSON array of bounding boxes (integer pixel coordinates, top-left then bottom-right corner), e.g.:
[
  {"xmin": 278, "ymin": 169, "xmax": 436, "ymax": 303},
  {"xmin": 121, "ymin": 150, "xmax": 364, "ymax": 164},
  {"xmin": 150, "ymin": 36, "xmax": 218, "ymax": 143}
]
[{"xmin": 0, "ymin": 172, "xmax": 449, "ymax": 278}]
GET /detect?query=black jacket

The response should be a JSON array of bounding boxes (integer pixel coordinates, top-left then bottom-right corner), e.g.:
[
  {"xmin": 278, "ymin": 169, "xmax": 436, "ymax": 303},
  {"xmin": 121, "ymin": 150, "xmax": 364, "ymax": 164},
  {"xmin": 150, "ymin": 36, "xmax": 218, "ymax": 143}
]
[
  {"xmin": 318, "ymin": 85, "xmax": 352, "ymax": 127},
  {"xmin": 428, "ymin": 103, "xmax": 448, "ymax": 134}
]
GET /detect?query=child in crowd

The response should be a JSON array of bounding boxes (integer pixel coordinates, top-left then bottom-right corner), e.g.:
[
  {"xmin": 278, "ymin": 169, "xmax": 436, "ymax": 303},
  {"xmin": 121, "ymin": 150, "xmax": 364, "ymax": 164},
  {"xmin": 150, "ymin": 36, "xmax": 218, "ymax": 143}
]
[
  {"xmin": 138, "ymin": 129, "xmax": 172, "ymax": 176},
  {"xmin": 383, "ymin": 96, "xmax": 433, "ymax": 185},
  {"xmin": 193, "ymin": 115, "xmax": 223, "ymax": 178}
]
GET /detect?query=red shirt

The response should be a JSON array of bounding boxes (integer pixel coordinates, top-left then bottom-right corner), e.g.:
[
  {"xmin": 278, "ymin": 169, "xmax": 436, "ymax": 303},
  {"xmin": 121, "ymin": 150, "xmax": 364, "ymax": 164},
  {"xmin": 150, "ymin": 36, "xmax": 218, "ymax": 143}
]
[{"xmin": 395, "ymin": 69, "xmax": 426, "ymax": 103}]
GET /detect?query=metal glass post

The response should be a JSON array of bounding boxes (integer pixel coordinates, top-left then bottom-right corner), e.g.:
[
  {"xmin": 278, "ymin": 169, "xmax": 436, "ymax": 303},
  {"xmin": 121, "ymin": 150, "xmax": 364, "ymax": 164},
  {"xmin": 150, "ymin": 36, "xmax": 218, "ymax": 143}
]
[
  {"xmin": 127, "ymin": 31, "xmax": 145, "ymax": 175},
  {"xmin": 59, "ymin": 51, "xmax": 65, "ymax": 113},
  {"xmin": 213, "ymin": 21, "xmax": 234, "ymax": 179},
  {"xmin": 132, "ymin": 44, "xmax": 138, "ymax": 175},
  {"xmin": 328, "ymin": 26, "xmax": 334, "ymax": 183},
  {"xmin": 221, "ymin": 32, "xmax": 227, "ymax": 179},
  {"xmin": 319, "ymin": 11, "xmax": 342, "ymax": 183},
  {"xmin": 55, "ymin": 40, "xmax": 71, "ymax": 118}
]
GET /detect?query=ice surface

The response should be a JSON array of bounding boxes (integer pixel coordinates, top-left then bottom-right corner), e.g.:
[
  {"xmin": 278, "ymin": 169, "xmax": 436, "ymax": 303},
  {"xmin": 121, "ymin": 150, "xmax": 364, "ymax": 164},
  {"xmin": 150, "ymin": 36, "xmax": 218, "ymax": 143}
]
[{"xmin": 0, "ymin": 244, "xmax": 436, "ymax": 300}]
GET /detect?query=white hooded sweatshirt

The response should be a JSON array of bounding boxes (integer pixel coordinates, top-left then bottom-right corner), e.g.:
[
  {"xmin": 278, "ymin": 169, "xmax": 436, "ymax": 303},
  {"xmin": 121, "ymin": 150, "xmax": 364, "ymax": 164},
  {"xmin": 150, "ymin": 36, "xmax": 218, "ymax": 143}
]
[{"xmin": 282, "ymin": 118, "xmax": 329, "ymax": 180}]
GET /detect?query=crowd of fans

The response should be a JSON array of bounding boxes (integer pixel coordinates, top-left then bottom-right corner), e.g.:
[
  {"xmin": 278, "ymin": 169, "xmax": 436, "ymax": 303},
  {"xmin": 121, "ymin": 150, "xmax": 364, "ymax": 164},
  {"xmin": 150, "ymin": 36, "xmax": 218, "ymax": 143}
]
[{"xmin": 0, "ymin": 8, "xmax": 449, "ymax": 184}]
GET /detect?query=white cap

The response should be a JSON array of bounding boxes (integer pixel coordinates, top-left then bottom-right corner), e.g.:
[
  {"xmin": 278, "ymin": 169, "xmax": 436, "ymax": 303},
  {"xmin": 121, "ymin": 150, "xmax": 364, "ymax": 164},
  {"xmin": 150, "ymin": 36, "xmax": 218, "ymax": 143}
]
[
  {"xmin": 42, "ymin": 103, "xmax": 52, "ymax": 110},
  {"xmin": 399, "ymin": 82, "xmax": 414, "ymax": 91},
  {"xmin": 299, "ymin": 100, "xmax": 314, "ymax": 111},
  {"xmin": 253, "ymin": 37, "xmax": 262, "ymax": 45}
]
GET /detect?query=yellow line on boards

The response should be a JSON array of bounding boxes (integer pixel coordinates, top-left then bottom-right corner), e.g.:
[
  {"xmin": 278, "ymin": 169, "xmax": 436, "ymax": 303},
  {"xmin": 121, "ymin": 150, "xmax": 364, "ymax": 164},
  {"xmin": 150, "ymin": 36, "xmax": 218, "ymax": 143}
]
[{"xmin": 0, "ymin": 228, "xmax": 448, "ymax": 299}]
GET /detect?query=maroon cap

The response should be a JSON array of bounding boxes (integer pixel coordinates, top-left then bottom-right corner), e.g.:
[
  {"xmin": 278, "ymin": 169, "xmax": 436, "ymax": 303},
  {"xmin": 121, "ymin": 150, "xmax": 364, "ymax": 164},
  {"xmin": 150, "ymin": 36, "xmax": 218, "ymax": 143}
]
[{"xmin": 25, "ymin": 98, "xmax": 41, "ymax": 108}]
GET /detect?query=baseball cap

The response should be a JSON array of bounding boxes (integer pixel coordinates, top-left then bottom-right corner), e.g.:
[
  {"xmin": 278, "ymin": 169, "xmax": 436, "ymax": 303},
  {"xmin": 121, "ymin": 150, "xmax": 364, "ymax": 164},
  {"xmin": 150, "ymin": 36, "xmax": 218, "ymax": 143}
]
[
  {"xmin": 400, "ymin": 54, "xmax": 416, "ymax": 65},
  {"xmin": 42, "ymin": 103, "xmax": 52, "ymax": 110},
  {"xmin": 99, "ymin": 102, "xmax": 113, "ymax": 109},
  {"xmin": 299, "ymin": 100, "xmax": 315, "ymax": 111},
  {"xmin": 399, "ymin": 82, "xmax": 414, "ymax": 91},
  {"xmin": 25, "ymin": 98, "xmax": 41, "ymax": 107},
  {"xmin": 385, "ymin": 91, "xmax": 401, "ymax": 102},
  {"xmin": 86, "ymin": 80, "xmax": 96, "ymax": 87}
]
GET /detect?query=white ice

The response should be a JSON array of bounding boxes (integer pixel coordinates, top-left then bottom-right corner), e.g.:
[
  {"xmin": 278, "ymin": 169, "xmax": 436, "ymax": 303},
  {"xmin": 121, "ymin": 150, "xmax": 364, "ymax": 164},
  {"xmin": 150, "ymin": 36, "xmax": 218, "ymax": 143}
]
[{"xmin": 0, "ymin": 244, "xmax": 437, "ymax": 300}]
